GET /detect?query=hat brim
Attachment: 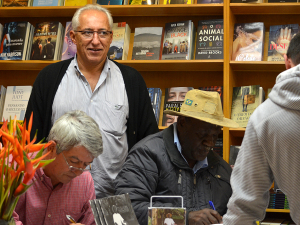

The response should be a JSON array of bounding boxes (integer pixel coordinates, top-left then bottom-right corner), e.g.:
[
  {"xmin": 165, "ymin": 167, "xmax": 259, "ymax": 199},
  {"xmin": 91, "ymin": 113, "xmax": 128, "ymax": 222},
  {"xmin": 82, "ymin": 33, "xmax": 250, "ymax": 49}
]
[{"xmin": 164, "ymin": 110, "xmax": 239, "ymax": 128}]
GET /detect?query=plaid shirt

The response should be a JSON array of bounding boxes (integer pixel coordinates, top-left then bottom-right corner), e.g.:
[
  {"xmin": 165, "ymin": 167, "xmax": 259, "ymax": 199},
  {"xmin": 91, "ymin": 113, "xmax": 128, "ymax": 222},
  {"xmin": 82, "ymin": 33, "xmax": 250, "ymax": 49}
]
[{"xmin": 13, "ymin": 168, "xmax": 96, "ymax": 225}]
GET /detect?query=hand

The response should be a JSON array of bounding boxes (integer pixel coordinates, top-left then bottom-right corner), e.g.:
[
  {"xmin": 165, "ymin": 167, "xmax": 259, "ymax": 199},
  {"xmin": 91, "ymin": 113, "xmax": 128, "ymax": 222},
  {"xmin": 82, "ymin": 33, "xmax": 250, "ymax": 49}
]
[
  {"xmin": 70, "ymin": 223, "xmax": 84, "ymax": 225},
  {"xmin": 271, "ymin": 27, "xmax": 292, "ymax": 56},
  {"xmin": 188, "ymin": 208, "xmax": 222, "ymax": 225}
]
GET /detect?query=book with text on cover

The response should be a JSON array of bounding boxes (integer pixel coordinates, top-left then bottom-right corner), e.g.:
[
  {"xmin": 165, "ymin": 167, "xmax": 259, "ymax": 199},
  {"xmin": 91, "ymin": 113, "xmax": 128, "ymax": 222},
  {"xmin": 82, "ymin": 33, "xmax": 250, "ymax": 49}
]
[
  {"xmin": 2, "ymin": 86, "xmax": 32, "ymax": 121},
  {"xmin": 230, "ymin": 85, "xmax": 264, "ymax": 127},
  {"xmin": 232, "ymin": 22, "xmax": 265, "ymax": 61},
  {"xmin": 132, "ymin": 27, "xmax": 163, "ymax": 60},
  {"xmin": 195, "ymin": 19, "xmax": 223, "ymax": 60},
  {"xmin": 2, "ymin": 0, "xmax": 31, "ymax": 6},
  {"xmin": 267, "ymin": 24, "xmax": 299, "ymax": 62}
]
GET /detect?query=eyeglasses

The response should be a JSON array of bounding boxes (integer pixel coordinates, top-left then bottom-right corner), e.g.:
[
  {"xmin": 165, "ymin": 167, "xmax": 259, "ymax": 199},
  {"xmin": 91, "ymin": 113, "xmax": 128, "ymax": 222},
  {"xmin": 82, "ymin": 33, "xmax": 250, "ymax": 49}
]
[
  {"xmin": 62, "ymin": 152, "xmax": 91, "ymax": 173},
  {"xmin": 75, "ymin": 30, "xmax": 112, "ymax": 39}
]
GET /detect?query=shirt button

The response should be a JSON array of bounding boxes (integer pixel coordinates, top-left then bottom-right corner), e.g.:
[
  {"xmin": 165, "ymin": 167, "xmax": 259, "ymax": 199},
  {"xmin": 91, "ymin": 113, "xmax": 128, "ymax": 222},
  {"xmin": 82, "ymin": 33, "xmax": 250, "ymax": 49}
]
[{"xmin": 48, "ymin": 214, "xmax": 51, "ymax": 218}]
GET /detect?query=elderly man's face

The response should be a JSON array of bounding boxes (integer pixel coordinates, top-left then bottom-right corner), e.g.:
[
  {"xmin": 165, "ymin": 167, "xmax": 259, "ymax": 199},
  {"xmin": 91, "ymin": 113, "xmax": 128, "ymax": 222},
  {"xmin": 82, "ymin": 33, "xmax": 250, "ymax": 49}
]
[
  {"xmin": 45, "ymin": 145, "xmax": 94, "ymax": 186},
  {"xmin": 178, "ymin": 117, "xmax": 221, "ymax": 167}
]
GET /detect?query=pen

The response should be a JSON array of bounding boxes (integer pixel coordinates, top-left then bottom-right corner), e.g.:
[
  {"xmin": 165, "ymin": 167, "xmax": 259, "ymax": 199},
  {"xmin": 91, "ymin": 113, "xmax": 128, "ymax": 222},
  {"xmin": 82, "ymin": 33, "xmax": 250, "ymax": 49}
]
[
  {"xmin": 209, "ymin": 201, "xmax": 216, "ymax": 210},
  {"xmin": 66, "ymin": 215, "xmax": 77, "ymax": 223}
]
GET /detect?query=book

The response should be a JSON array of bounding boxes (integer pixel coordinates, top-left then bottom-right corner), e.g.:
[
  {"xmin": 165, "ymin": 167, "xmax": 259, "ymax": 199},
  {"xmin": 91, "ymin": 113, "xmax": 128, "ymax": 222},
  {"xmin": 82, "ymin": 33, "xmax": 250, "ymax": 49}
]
[
  {"xmin": 64, "ymin": 0, "xmax": 90, "ymax": 6},
  {"xmin": 130, "ymin": 0, "xmax": 157, "ymax": 4},
  {"xmin": 213, "ymin": 137, "xmax": 223, "ymax": 157},
  {"xmin": 198, "ymin": 86, "xmax": 223, "ymax": 107},
  {"xmin": 161, "ymin": 20, "xmax": 195, "ymax": 60},
  {"xmin": 107, "ymin": 22, "xmax": 131, "ymax": 60},
  {"xmin": 229, "ymin": 145, "xmax": 240, "ymax": 167},
  {"xmin": 148, "ymin": 207, "xmax": 186, "ymax": 225},
  {"xmin": 230, "ymin": 85, "xmax": 264, "ymax": 127},
  {"xmin": 97, "ymin": 0, "xmax": 122, "ymax": 4},
  {"xmin": 163, "ymin": 0, "xmax": 191, "ymax": 4},
  {"xmin": 162, "ymin": 87, "xmax": 193, "ymax": 127},
  {"xmin": 0, "ymin": 24, "xmax": 3, "ymax": 43},
  {"xmin": 148, "ymin": 88, "xmax": 162, "ymax": 124},
  {"xmin": 231, "ymin": 0, "xmax": 262, "ymax": 2},
  {"xmin": 2, "ymin": 86, "xmax": 32, "ymax": 121},
  {"xmin": 0, "ymin": 85, "xmax": 7, "ymax": 121},
  {"xmin": 132, "ymin": 27, "xmax": 163, "ymax": 60},
  {"xmin": 195, "ymin": 19, "xmax": 223, "ymax": 59},
  {"xmin": 32, "ymin": 0, "xmax": 63, "ymax": 6},
  {"xmin": 61, "ymin": 22, "xmax": 77, "ymax": 61},
  {"xmin": 2, "ymin": 0, "xmax": 31, "ymax": 6},
  {"xmin": 267, "ymin": 24, "xmax": 299, "ymax": 62},
  {"xmin": 198, "ymin": 0, "xmax": 223, "ymax": 3},
  {"xmin": 94, "ymin": 199, "xmax": 108, "ymax": 225},
  {"xmin": 98, "ymin": 193, "xmax": 139, "ymax": 225},
  {"xmin": 232, "ymin": 22, "xmax": 265, "ymax": 61},
  {"xmin": 30, "ymin": 21, "xmax": 64, "ymax": 60},
  {"xmin": 0, "ymin": 22, "xmax": 34, "ymax": 60},
  {"xmin": 89, "ymin": 200, "xmax": 102, "ymax": 225},
  {"xmin": 268, "ymin": 0, "xmax": 297, "ymax": 2}
]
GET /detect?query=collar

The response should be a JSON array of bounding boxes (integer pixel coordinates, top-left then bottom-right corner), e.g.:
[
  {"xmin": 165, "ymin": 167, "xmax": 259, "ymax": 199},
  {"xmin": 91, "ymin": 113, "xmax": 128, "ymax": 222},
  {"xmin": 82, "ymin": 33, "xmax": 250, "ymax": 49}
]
[{"xmin": 173, "ymin": 123, "xmax": 208, "ymax": 174}]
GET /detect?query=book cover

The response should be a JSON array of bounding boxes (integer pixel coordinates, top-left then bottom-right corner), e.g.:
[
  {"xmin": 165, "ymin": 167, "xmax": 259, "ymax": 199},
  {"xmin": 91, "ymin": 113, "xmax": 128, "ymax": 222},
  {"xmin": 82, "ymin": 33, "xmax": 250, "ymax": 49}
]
[
  {"xmin": 107, "ymin": 22, "xmax": 131, "ymax": 60},
  {"xmin": 231, "ymin": 0, "xmax": 262, "ymax": 2},
  {"xmin": 229, "ymin": 145, "xmax": 240, "ymax": 167},
  {"xmin": 230, "ymin": 85, "xmax": 261, "ymax": 127},
  {"xmin": 232, "ymin": 22, "xmax": 265, "ymax": 61},
  {"xmin": 98, "ymin": 193, "xmax": 139, "ymax": 225},
  {"xmin": 32, "ymin": 0, "xmax": 62, "ymax": 6},
  {"xmin": 162, "ymin": 87, "xmax": 193, "ymax": 127},
  {"xmin": 198, "ymin": 0, "xmax": 222, "ymax": 3},
  {"xmin": 148, "ymin": 207, "xmax": 186, "ymax": 225},
  {"xmin": 162, "ymin": 20, "xmax": 194, "ymax": 60},
  {"xmin": 132, "ymin": 27, "xmax": 163, "ymax": 60},
  {"xmin": 198, "ymin": 86, "xmax": 223, "ymax": 107},
  {"xmin": 148, "ymin": 88, "xmax": 162, "ymax": 124},
  {"xmin": 267, "ymin": 24, "xmax": 299, "ymax": 62},
  {"xmin": 0, "ymin": 22, "xmax": 32, "ymax": 60},
  {"xmin": 64, "ymin": 0, "xmax": 88, "ymax": 6},
  {"xmin": 130, "ymin": 0, "xmax": 156, "ymax": 5},
  {"xmin": 213, "ymin": 137, "xmax": 223, "ymax": 157},
  {"xmin": 195, "ymin": 19, "xmax": 223, "ymax": 59},
  {"xmin": 89, "ymin": 200, "xmax": 102, "ymax": 225},
  {"xmin": 2, "ymin": 0, "xmax": 29, "ymax": 6},
  {"xmin": 2, "ymin": 86, "xmax": 32, "ymax": 121},
  {"xmin": 0, "ymin": 85, "xmax": 7, "ymax": 120},
  {"xmin": 97, "ymin": 0, "xmax": 122, "ymax": 4},
  {"xmin": 94, "ymin": 199, "xmax": 108, "ymax": 225},
  {"xmin": 163, "ymin": 0, "xmax": 191, "ymax": 3},
  {"xmin": 30, "ymin": 21, "xmax": 63, "ymax": 60},
  {"xmin": 0, "ymin": 24, "xmax": 3, "ymax": 43},
  {"xmin": 61, "ymin": 22, "xmax": 77, "ymax": 61}
]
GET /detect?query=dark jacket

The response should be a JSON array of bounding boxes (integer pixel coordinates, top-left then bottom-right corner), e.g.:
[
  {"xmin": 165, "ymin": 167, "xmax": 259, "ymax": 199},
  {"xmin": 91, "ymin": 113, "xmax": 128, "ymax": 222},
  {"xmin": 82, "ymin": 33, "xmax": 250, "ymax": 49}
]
[
  {"xmin": 24, "ymin": 58, "xmax": 159, "ymax": 150},
  {"xmin": 115, "ymin": 124, "xmax": 232, "ymax": 225}
]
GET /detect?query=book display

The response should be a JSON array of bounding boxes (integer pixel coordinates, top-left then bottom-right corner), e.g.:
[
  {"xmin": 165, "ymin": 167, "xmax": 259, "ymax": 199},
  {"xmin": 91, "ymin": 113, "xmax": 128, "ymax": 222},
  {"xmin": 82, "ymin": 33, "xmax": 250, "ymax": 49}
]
[{"xmin": 0, "ymin": 2, "xmax": 299, "ymax": 220}]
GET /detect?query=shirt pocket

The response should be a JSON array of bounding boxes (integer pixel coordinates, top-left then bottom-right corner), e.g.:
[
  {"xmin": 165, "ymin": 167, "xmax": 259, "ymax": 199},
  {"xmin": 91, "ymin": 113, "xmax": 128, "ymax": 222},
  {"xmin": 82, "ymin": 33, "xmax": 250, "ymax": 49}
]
[{"xmin": 63, "ymin": 209, "xmax": 84, "ymax": 223}]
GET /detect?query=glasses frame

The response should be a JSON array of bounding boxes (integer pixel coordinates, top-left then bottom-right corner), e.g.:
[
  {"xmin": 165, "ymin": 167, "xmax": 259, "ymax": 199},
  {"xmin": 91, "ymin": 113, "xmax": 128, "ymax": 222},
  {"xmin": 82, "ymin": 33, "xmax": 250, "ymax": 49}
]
[
  {"xmin": 62, "ymin": 152, "xmax": 91, "ymax": 173},
  {"xmin": 75, "ymin": 30, "xmax": 112, "ymax": 39}
]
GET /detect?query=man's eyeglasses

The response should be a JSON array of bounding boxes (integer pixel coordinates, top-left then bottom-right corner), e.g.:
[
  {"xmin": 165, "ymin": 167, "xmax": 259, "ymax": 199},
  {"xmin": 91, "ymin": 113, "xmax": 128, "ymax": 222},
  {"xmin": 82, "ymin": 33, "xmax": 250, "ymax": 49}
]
[
  {"xmin": 62, "ymin": 152, "xmax": 91, "ymax": 173},
  {"xmin": 75, "ymin": 30, "xmax": 112, "ymax": 39}
]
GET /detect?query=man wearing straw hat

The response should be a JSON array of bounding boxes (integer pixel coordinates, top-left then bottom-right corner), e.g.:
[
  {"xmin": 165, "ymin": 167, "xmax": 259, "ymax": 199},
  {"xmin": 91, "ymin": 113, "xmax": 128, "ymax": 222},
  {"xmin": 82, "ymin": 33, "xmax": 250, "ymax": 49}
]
[{"xmin": 115, "ymin": 89, "xmax": 239, "ymax": 225}]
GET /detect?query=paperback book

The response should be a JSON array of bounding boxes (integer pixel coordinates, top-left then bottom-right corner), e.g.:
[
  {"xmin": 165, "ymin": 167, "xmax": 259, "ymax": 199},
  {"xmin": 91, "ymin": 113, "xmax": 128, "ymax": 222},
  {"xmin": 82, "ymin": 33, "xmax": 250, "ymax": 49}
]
[
  {"xmin": 232, "ymin": 22, "xmax": 265, "ymax": 61},
  {"xmin": 162, "ymin": 20, "xmax": 195, "ymax": 60},
  {"xmin": 230, "ymin": 0, "xmax": 262, "ymax": 2},
  {"xmin": 148, "ymin": 88, "xmax": 162, "ymax": 124},
  {"xmin": 148, "ymin": 207, "xmax": 186, "ymax": 225},
  {"xmin": 2, "ymin": 86, "xmax": 32, "ymax": 121},
  {"xmin": 64, "ymin": 0, "xmax": 93, "ymax": 6},
  {"xmin": 268, "ymin": 0, "xmax": 297, "ymax": 2},
  {"xmin": 195, "ymin": 19, "xmax": 223, "ymax": 59},
  {"xmin": 97, "ymin": 0, "xmax": 122, "ymax": 4},
  {"xmin": 32, "ymin": 0, "xmax": 63, "ymax": 6},
  {"xmin": 61, "ymin": 22, "xmax": 77, "ymax": 60},
  {"xmin": 213, "ymin": 138, "xmax": 223, "ymax": 157},
  {"xmin": 107, "ymin": 22, "xmax": 131, "ymax": 60},
  {"xmin": 162, "ymin": 87, "xmax": 193, "ymax": 127},
  {"xmin": 130, "ymin": 0, "xmax": 157, "ymax": 4},
  {"xmin": 2, "ymin": 0, "xmax": 31, "ymax": 6},
  {"xmin": 132, "ymin": 27, "xmax": 163, "ymax": 60},
  {"xmin": 0, "ymin": 21, "xmax": 34, "ymax": 60},
  {"xmin": 30, "ymin": 21, "xmax": 64, "ymax": 60},
  {"xmin": 267, "ymin": 24, "xmax": 299, "ymax": 62},
  {"xmin": 230, "ymin": 85, "xmax": 264, "ymax": 127}
]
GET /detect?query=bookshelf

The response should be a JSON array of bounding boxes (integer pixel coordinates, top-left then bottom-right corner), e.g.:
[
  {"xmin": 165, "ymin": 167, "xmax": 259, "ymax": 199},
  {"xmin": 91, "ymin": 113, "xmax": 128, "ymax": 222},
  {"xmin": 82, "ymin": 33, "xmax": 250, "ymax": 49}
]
[{"xmin": 0, "ymin": 1, "xmax": 296, "ymax": 217}]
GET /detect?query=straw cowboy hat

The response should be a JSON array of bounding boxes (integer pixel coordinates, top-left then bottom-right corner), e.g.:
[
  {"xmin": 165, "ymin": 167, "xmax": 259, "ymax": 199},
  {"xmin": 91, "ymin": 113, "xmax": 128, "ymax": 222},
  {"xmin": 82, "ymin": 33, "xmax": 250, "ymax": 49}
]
[{"xmin": 164, "ymin": 89, "xmax": 239, "ymax": 128}]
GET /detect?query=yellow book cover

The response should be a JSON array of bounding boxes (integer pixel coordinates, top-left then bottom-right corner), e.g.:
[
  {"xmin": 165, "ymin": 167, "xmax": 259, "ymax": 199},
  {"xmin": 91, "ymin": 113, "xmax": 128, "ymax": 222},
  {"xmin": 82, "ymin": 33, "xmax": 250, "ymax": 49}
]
[
  {"xmin": 64, "ymin": 0, "xmax": 89, "ymax": 6},
  {"xmin": 163, "ymin": 0, "xmax": 191, "ymax": 4}
]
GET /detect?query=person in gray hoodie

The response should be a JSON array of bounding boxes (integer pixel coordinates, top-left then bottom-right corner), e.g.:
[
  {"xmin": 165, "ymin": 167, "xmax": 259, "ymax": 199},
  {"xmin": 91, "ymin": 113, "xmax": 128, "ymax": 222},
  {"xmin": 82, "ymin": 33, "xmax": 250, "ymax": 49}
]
[{"xmin": 223, "ymin": 33, "xmax": 300, "ymax": 225}]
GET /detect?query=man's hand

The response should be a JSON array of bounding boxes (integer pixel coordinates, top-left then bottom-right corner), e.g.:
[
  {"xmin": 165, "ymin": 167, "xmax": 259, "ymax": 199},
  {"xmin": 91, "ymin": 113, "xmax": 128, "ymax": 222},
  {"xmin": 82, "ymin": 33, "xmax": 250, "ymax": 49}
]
[
  {"xmin": 188, "ymin": 208, "xmax": 222, "ymax": 225},
  {"xmin": 271, "ymin": 27, "xmax": 292, "ymax": 56},
  {"xmin": 70, "ymin": 223, "xmax": 84, "ymax": 225}
]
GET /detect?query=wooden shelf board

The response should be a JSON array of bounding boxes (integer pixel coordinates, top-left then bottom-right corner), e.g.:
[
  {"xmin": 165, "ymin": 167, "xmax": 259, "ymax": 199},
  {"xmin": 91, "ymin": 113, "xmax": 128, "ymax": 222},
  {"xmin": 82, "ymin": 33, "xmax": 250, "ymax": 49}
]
[
  {"xmin": 0, "ymin": 60, "xmax": 223, "ymax": 71},
  {"xmin": 229, "ymin": 127, "xmax": 245, "ymax": 138},
  {"xmin": 266, "ymin": 209, "xmax": 290, "ymax": 213},
  {"xmin": 230, "ymin": 61, "xmax": 285, "ymax": 72},
  {"xmin": 230, "ymin": 3, "xmax": 300, "ymax": 15},
  {"xmin": 0, "ymin": 4, "xmax": 223, "ymax": 18}
]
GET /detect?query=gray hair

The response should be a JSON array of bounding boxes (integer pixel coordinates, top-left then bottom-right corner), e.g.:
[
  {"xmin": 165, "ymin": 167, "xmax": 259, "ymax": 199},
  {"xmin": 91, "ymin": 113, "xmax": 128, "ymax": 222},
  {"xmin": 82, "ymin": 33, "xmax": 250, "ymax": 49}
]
[
  {"xmin": 72, "ymin": 4, "xmax": 113, "ymax": 31},
  {"xmin": 48, "ymin": 110, "xmax": 103, "ymax": 158}
]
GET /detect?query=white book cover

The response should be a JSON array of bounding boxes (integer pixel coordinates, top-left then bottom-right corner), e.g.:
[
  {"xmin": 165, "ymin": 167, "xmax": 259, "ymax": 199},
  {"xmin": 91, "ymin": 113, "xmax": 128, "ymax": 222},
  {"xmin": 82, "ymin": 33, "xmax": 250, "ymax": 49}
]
[
  {"xmin": 0, "ymin": 85, "xmax": 7, "ymax": 121},
  {"xmin": 2, "ymin": 86, "xmax": 32, "ymax": 121}
]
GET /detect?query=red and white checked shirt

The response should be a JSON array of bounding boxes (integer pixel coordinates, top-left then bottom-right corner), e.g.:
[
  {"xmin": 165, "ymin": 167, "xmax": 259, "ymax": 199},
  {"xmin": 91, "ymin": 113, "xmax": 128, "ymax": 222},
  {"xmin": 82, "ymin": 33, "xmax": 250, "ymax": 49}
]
[{"xmin": 13, "ymin": 168, "xmax": 96, "ymax": 225}]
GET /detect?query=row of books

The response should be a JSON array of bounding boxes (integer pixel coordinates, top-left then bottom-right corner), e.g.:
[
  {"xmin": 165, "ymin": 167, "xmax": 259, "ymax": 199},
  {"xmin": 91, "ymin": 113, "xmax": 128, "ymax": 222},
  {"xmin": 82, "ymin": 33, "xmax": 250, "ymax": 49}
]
[
  {"xmin": 0, "ymin": 0, "xmax": 223, "ymax": 6},
  {"xmin": 0, "ymin": 85, "xmax": 32, "ymax": 122},
  {"xmin": 232, "ymin": 22, "xmax": 299, "ymax": 62},
  {"xmin": 0, "ymin": 19, "xmax": 223, "ymax": 61},
  {"xmin": 268, "ymin": 190, "xmax": 289, "ymax": 209}
]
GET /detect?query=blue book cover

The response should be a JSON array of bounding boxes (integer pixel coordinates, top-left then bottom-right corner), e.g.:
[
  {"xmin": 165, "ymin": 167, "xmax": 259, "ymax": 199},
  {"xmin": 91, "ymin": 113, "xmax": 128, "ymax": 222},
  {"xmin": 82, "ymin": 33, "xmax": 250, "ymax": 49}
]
[
  {"xmin": 147, "ymin": 88, "xmax": 162, "ymax": 124},
  {"xmin": 97, "ymin": 0, "xmax": 122, "ymax": 4},
  {"xmin": 33, "ymin": 0, "xmax": 60, "ymax": 6}
]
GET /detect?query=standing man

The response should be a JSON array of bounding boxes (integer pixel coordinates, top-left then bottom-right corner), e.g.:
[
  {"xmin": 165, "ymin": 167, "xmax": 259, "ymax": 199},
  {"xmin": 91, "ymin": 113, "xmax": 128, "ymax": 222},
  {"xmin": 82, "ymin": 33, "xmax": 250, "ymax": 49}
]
[
  {"xmin": 115, "ymin": 90, "xmax": 239, "ymax": 225},
  {"xmin": 24, "ymin": 4, "xmax": 158, "ymax": 199},
  {"xmin": 223, "ymin": 33, "xmax": 300, "ymax": 224}
]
